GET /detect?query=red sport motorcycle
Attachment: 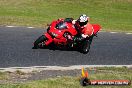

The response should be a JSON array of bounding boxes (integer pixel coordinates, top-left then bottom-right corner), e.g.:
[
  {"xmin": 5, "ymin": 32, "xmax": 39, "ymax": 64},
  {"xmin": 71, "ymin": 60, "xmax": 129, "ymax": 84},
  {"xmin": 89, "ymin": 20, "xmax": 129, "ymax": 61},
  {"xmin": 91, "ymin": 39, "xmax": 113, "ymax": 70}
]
[{"xmin": 33, "ymin": 18, "xmax": 101, "ymax": 54}]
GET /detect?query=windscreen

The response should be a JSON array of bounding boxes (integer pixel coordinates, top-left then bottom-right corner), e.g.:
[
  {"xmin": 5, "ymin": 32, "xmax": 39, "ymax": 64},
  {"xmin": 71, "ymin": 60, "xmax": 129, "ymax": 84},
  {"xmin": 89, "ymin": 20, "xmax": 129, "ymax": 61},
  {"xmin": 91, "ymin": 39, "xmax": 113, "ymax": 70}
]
[{"xmin": 55, "ymin": 21, "xmax": 67, "ymax": 30}]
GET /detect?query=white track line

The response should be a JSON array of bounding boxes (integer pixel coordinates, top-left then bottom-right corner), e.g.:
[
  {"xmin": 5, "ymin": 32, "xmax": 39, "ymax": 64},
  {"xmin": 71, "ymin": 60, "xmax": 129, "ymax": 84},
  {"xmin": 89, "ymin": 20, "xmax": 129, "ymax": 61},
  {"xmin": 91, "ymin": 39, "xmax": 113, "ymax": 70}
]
[
  {"xmin": 6, "ymin": 26, "xmax": 16, "ymax": 28},
  {"xmin": 27, "ymin": 27, "xmax": 34, "ymax": 28},
  {"xmin": 110, "ymin": 32, "xmax": 118, "ymax": 34},
  {"xmin": 4, "ymin": 26, "xmax": 132, "ymax": 35},
  {"xmin": 6, "ymin": 26, "xmax": 35, "ymax": 29},
  {"xmin": 99, "ymin": 31, "xmax": 106, "ymax": 33},
  {"xmin": 0, "ymin": 65, "xmax": 131, "ymax": 73},
  {"xmin": 126, "ymin": 33, "xmax": 132, "ymax": 35}
]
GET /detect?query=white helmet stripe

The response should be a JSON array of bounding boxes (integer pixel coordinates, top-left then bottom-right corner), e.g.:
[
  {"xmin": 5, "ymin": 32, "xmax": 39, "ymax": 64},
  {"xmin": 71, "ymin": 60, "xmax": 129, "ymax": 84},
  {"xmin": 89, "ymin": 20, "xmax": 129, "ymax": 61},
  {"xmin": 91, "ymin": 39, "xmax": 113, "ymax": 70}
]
[{"xmin": 79, "ymin": 14, "xmax": 88, "ymax": 22}]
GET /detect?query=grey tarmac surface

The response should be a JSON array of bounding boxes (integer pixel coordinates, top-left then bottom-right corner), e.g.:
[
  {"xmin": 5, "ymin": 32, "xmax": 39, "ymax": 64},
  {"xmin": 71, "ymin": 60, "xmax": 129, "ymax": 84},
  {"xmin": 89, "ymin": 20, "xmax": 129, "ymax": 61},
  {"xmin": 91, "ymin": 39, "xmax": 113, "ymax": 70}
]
[{"xmin": 0, "ymin": 26, "xmax": 132, "ymax": 68}]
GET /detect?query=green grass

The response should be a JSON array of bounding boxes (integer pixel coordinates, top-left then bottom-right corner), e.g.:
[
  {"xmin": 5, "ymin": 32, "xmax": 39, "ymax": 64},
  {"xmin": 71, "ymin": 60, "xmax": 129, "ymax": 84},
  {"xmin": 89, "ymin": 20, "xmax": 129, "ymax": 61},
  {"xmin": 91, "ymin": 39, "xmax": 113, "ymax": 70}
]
[
  {"xmin": 0, "ymin": 0, "xmax": 132, "ymax": 32},
  {"xmin": 0, "ymin": 67, "xmax": 131, "ymax": 88}
]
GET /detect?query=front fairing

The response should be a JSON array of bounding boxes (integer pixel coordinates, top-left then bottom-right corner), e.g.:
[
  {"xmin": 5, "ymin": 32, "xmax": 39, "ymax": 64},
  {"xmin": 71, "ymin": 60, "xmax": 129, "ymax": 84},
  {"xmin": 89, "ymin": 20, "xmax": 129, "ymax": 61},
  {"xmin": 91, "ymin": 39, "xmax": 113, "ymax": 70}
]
[
  {"xmin": 47, "ymin": 19, "xmax": 77, "ymax": 45},
  {"xmin": 48, "ymin": 21, "xmax": 66, "ymax": 39}
]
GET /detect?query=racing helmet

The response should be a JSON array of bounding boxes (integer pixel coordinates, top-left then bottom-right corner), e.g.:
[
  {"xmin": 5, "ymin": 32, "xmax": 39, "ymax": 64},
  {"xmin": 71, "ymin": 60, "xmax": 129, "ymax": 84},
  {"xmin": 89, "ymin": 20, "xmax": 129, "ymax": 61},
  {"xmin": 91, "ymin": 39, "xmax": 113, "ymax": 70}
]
[{"xmin": 78, "ymin": 14, "xmax": 89, "ymax": 26}]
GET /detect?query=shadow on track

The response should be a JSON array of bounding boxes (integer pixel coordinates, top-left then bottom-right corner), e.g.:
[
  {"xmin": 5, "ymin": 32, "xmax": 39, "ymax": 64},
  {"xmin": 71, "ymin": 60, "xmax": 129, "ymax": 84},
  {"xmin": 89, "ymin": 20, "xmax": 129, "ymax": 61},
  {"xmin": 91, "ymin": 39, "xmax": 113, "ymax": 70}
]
[{"xmin": 32, "ymin": 43, "xmax": 82, "ymax": 53}]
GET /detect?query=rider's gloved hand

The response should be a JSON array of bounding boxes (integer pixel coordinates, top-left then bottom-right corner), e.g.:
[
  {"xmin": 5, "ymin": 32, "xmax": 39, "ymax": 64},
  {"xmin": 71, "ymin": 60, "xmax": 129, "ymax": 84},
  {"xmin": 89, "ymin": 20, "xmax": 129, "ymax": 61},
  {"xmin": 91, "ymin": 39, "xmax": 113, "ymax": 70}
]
[
  {"xmin": 72, "ymin": 20, "xmax": 77, "ymax": 24},
  {"xmin": 81, "ymin": 34, "xmax": 89, "ymax": 38},
  {"xmin": 73, "ymin": 35, "xmax": 84, "ymax": 42}
]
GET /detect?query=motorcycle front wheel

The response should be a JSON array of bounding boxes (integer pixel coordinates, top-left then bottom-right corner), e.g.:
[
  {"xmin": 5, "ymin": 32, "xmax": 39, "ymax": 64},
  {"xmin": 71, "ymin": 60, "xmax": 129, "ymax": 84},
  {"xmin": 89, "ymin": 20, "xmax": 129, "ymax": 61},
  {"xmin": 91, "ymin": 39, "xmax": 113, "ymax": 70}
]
[{"xmin": 33, "ymin": 35, "xmax": 47, "ymax": 49}]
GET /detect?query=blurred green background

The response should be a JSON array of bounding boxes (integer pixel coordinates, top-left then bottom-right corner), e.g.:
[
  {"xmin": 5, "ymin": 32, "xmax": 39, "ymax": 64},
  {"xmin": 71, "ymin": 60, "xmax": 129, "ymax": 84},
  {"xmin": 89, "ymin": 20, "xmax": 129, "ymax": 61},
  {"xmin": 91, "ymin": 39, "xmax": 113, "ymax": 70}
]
[{"xmin": 0, "ymin": 0, "xmax": 132, "ymax": 32}]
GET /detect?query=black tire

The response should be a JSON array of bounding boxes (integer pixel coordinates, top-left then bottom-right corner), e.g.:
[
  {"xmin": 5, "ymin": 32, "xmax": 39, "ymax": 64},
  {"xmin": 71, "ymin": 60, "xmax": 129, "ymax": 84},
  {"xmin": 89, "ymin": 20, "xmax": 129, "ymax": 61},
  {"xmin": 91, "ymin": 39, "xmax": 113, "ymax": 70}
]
[
  {"xmin": 33, "ymin": 35, "xmax": 47, "ymax": 49},
  {"xmin": 81, "ymin": 40, "xmax": 90, "ymax": 54}
]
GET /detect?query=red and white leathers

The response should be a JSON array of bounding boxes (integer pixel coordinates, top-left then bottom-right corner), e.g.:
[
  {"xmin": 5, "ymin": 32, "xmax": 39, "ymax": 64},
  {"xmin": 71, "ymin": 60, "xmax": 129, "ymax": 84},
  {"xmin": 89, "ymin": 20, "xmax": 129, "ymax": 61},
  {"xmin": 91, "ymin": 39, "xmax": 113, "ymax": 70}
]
[{"xmin": 72, "ymin": 19, "xmax": 94, "ymax": 38}]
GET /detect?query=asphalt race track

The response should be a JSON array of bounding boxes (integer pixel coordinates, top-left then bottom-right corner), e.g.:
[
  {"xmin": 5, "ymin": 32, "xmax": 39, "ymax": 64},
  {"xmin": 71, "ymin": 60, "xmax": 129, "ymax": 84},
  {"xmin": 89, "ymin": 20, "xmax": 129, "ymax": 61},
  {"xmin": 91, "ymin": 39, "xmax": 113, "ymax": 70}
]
[{"xmin": 0, "ymin": 26, "xmax": 132, "ymax": 68}]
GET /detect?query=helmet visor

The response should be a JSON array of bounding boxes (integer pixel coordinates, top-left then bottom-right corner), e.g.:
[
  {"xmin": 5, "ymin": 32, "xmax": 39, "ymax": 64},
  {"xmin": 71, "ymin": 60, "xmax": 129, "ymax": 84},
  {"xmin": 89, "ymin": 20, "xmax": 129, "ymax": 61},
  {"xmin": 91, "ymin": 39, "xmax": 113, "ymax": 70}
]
[{"xmin": 79, "ymin": 21, "xmax": 88, "ymax": 26}]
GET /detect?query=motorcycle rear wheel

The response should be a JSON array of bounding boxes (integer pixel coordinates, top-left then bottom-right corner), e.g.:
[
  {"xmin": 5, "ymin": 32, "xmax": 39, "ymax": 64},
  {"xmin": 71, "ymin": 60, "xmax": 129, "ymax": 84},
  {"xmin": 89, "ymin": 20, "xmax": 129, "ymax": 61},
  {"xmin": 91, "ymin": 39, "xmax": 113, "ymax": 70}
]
[
  {"xmin": 33, "ymin": 35, "xmax": 47, "ymax": 49},
  {"xmin": 81, "ymin": 40, "xmax": 90, "ymax": 54}
]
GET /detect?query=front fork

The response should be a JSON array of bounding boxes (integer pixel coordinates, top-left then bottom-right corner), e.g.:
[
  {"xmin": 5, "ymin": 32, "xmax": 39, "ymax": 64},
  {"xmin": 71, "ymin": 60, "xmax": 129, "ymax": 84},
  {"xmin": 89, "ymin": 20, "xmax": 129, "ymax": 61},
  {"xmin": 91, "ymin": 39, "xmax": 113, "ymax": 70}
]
[{"xmin": 44, "ymin": 33, "xmax": 53, "ymax": 45}]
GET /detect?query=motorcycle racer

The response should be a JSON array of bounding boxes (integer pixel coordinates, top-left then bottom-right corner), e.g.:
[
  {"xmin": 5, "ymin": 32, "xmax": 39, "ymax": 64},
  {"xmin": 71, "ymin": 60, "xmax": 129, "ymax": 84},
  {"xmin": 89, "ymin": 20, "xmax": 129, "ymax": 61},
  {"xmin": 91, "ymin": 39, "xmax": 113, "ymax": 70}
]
[
  {"xmin": 33, "ymin": 15, "xmax": 101, "ymax": 53},
  {"xmin": 72, "ymin": 14, "xmax": 94, "ymax": 43}
]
